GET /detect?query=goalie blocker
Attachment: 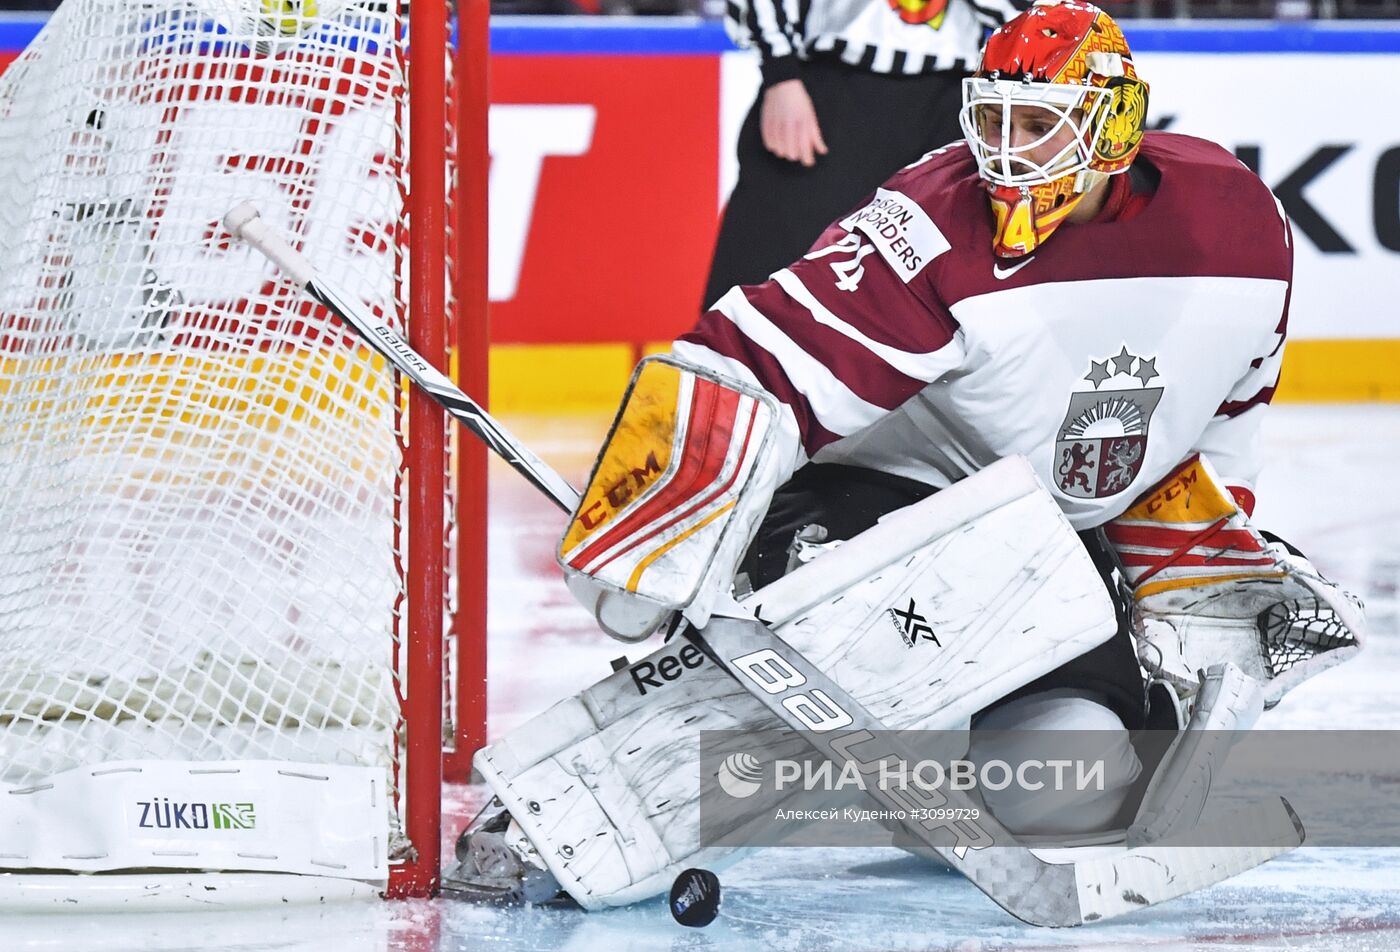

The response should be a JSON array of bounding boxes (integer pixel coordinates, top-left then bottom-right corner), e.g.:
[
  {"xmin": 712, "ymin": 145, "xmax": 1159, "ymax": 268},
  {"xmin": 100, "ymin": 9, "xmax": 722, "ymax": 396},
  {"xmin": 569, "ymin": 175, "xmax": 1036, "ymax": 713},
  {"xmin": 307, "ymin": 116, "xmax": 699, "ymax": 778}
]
[{"xmin": 557, "ymin": 356, "xmax": 795, "ymax": 642}]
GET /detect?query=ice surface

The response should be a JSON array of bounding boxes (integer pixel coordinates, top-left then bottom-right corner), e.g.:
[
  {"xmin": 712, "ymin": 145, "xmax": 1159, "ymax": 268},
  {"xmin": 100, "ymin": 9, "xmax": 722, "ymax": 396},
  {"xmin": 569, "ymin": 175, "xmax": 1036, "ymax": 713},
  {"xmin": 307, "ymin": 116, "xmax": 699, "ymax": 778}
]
[{"xmin": 3, "ymin": 405, "xmax": 1398, "ymax": 951}]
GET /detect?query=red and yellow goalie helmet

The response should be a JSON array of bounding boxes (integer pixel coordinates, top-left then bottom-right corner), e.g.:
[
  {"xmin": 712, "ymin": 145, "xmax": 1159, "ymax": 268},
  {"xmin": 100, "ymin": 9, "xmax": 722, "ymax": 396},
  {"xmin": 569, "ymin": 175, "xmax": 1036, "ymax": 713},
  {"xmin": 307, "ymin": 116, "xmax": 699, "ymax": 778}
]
[{"xmin": 957, "ymin": 1, "xmax": 1150, "ymax": 257}]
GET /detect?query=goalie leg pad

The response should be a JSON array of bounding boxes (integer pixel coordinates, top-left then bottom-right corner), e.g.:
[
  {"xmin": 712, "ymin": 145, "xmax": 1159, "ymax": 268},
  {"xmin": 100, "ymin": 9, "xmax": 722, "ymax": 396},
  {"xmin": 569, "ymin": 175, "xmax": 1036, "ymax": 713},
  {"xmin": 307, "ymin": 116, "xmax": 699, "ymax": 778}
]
[
  {"xmin": 473, "ymin": 642, "xmax": 760, "ymax": 910},
  {"xmin": 478, "ymin": 457, "xmax": 1118, "ymax": 909},
  {"xmin": 755, "ymin": 457, "xmax": 1120, "ymax": 730}
]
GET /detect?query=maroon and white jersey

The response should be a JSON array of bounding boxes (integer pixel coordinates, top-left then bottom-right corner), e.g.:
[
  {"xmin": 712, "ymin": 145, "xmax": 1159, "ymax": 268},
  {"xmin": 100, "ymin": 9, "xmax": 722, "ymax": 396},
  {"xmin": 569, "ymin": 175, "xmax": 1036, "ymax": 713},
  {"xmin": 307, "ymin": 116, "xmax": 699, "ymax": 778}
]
[{"xmin": 675, "ymin": 132, "xmax": 1292, "ymax": 529}]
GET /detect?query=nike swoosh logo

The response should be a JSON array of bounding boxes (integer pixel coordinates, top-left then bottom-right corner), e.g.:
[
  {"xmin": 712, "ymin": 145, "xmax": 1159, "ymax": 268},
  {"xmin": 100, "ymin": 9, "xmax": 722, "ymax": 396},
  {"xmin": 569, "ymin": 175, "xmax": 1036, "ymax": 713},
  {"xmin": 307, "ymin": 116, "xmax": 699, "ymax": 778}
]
[{"xmin": 993, "ymin": 257, "xmax": 1034, "ymax": 280}]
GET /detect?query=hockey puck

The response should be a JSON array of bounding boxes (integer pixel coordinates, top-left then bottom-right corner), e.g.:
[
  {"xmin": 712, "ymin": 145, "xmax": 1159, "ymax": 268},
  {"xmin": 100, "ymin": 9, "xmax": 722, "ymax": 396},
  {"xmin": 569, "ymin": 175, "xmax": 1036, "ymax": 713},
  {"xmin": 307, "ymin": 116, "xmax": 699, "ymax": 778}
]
[{"xmin": 669, "ymin": 867, "xmax": 721, "ymax": 927}]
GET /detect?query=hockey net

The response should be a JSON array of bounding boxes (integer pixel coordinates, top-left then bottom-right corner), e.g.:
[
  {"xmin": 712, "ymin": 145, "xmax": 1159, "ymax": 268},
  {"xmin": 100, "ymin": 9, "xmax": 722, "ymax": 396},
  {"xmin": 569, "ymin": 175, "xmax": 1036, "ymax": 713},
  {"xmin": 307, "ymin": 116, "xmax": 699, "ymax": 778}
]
[{"xmin": 0, "ymin": 0, "xmax": 473, "ymax": 900}]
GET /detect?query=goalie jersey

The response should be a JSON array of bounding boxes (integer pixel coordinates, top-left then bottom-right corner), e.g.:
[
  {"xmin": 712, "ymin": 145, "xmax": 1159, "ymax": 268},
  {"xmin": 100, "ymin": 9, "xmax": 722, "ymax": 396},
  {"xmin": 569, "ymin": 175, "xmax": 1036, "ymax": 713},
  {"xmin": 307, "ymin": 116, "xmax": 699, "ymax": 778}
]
[{"xmin": 676, "ymin": 132, "xmax": 1292, "ymax": 529}]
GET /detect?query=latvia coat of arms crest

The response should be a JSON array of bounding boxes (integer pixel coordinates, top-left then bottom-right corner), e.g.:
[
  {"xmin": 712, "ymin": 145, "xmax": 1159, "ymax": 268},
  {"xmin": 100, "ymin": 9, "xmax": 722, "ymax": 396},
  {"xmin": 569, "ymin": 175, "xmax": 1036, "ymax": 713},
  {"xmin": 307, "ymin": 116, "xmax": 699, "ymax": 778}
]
[{"xmin": 1055, "ymin": 346, "xmax": 1162, "ymax": 499}]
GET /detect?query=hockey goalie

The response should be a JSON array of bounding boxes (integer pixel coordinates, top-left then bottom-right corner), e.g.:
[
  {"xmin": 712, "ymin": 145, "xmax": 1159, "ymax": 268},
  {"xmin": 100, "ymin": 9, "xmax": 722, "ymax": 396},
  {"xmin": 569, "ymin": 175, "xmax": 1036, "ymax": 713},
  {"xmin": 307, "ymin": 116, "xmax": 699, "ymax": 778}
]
[{"xmin": 445, "ymin": 0, "xmax": 1365, "ymax": 922}]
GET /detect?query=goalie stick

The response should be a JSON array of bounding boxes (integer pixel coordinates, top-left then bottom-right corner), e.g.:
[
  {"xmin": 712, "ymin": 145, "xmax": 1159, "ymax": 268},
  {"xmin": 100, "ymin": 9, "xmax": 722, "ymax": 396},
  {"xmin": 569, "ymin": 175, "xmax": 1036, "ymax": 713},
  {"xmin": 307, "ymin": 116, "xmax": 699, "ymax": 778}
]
[
  {"xmin": 224, "ymin": 202, "xmax": 580, "ymax": 514},
  {"xmin": 224, "ymin": 201, "xmax": 1305, "ymax": 927}
]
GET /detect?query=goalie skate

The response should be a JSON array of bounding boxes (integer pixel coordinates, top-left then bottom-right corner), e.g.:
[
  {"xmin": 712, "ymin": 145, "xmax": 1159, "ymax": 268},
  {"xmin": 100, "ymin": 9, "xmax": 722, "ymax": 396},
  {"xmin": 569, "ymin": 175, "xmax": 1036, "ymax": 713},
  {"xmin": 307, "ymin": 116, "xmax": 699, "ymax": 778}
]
[{"xmin": 441, "ymin": 803, "xmax": 566, "ymax": 906}]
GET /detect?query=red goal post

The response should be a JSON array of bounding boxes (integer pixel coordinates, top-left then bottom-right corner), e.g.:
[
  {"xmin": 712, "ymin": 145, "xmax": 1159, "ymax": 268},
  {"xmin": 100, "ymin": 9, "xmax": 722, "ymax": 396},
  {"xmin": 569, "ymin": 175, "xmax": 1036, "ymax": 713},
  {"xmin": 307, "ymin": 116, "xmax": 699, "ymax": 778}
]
[{"xmin": 445, "ymin": 0, "xmax": 491, "ymax": 794}]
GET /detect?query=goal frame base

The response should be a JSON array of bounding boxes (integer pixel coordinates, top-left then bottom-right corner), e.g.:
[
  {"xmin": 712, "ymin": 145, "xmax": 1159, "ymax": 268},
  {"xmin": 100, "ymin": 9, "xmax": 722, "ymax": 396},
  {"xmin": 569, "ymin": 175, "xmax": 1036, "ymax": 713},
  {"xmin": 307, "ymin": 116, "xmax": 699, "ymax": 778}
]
[{"xmin": 0, "ymin": 872, "xmax": 382, "ymax": 912}]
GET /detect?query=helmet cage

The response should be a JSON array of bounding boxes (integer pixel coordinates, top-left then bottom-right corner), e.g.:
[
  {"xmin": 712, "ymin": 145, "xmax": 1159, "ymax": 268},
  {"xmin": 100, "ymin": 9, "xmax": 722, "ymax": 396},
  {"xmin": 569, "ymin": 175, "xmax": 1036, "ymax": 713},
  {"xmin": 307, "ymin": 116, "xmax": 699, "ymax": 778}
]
[{"xmin": 958, "ymin": 77, "xmax": 1116, "ymax": 189}]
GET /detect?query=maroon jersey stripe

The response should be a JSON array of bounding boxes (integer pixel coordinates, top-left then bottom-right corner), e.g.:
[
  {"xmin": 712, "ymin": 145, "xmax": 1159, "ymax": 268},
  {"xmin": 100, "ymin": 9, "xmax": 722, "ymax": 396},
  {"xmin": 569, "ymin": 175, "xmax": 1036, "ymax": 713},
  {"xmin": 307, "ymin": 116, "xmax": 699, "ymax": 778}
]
[
  {"xmin": 1215, "ymin": 385, "xmax": 1277, "ymax": 420},
  {"xmin": 736, "ymin": 277, "xmax": 936, "ymax": 412},
  {"xmin": 679, "ymin": 315, "xmax": 845, "ymax": 454}
]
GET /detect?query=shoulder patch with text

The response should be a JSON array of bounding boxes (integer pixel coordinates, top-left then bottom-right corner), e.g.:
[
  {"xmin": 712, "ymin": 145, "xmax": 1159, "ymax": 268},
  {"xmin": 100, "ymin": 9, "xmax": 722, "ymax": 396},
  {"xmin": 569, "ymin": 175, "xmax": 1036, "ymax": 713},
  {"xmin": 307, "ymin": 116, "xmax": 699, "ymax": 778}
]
[{"xmin": 840, "ymin": 188, "xmax": 949, "ymax": 284}]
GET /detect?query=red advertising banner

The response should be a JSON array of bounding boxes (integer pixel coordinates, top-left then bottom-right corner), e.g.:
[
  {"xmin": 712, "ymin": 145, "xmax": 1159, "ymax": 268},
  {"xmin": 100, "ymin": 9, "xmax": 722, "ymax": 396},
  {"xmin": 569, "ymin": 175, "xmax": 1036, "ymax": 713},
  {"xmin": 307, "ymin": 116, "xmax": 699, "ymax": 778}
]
[{"xmin": 490, "ymin": 54, "xmax": 721, "ymax": 345}]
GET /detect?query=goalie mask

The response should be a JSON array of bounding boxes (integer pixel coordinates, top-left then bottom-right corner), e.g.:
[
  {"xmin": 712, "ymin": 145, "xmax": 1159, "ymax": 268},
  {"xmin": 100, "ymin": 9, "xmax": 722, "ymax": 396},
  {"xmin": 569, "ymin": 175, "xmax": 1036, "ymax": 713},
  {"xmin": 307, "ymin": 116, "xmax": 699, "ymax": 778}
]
[{"xmin": 958, "ymin": 1, "xmax": 1149, "ymax": 257}]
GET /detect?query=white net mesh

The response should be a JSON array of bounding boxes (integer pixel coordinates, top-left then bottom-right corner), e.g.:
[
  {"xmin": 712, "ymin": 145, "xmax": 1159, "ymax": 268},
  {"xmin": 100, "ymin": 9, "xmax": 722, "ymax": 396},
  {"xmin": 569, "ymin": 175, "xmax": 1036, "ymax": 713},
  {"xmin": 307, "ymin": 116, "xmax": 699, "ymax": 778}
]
[{"xmin": 0, "ymin": 0, "xmax": 426, "ymax": 860}]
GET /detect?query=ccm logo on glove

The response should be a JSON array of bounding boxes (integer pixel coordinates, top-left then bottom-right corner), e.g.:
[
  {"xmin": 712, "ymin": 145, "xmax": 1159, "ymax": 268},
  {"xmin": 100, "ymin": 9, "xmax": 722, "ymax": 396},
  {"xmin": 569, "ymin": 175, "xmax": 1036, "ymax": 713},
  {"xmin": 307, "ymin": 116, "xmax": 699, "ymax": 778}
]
[{"xmin": 577, "ymin": 451, "xmax": 664, "ymax": 531}]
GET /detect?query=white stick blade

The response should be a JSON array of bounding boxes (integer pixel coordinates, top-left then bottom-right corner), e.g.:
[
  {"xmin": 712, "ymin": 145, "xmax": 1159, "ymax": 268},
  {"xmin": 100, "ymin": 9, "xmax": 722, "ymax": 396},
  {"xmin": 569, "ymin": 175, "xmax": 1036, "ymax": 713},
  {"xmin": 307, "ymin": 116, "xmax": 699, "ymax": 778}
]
[{"xmin": 1076, "ymin": 796, "xmax": 1303, "ymax": 923}]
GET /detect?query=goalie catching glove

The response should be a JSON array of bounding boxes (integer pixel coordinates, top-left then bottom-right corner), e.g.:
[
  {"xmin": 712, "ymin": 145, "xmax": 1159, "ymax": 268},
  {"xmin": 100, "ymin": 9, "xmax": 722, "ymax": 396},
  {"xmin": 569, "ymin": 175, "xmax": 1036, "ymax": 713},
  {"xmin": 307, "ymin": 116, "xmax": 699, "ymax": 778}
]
[
  {"xmin": 557, "ymin": 356, "xmax": 796, "ymax": 642},
  {"xmin": 1104, "ymin": 454, "xmax": 1364, "ymax": 708}
]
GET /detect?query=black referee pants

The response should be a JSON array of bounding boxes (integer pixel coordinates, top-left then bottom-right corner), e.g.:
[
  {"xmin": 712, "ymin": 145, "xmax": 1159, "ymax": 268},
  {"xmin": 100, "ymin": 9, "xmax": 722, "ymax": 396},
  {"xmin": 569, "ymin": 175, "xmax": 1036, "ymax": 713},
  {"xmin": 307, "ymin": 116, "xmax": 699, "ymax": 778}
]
[{"xmin": 701, "ymin": 58, "xmax": 967, "ymax": 311}]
